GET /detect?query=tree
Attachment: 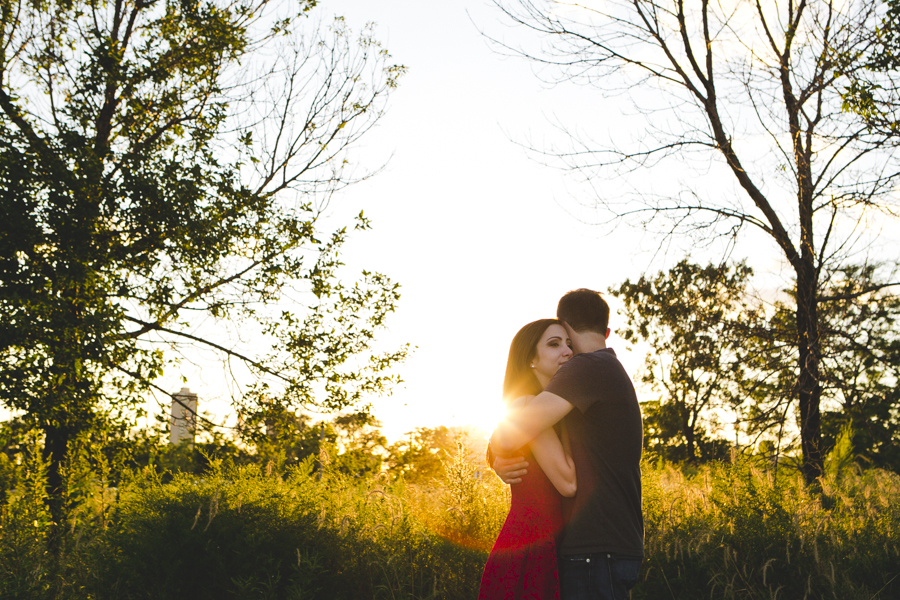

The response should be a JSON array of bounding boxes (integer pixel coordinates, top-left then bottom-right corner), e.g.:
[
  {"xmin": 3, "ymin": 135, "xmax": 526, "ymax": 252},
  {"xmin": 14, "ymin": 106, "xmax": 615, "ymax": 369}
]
[
  {"xmin": 616, "ymin": 260, "xmax": 900, "ymax": 472},
  {"xmin": 839, "ymin": 0, "xmax": 900, "ymax": 137},
  {"xmin": 818, "ymin": 268, "xmax": 900, "ymax": 471},
  {"xmin": 0, "ymin": 0, "xmax": 406, "ymax": 517},
  {"xmin": 493, "ymin": 0, "xmax": 900, "ymax": 482},
  {"xmin": 243, "ymin": 407, "xmax": 388, "ymax": 476},
  {"xmin": 386, "ymin": 426, "xmax": 458, "ymax": 483},
  {"xmin": 614, "ymin": 261, "xmax": 750, "ymax": 464},
  {"xmin": 753, "ymin": 265, "xmax": 900, "ymax": 472},
  {"xmin": 386, "ymin": 426, "xmax": 486, "ymax": 484}
]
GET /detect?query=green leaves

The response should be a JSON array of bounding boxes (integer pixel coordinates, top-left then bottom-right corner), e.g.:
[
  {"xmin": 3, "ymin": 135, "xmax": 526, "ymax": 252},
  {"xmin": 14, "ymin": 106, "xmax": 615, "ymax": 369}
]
[
  {"xmin": 838, "ymin": 0, "xmax": 900, "ymax": 136},
  {"xmin": 614, "ymin": 259, "xmax": 900, "ymax": 473},
  {"xmin": 0, "ymin": 0, "xmax": 406, "ymax": 511},
  {"xmin": 613, "ymin": 261, "xmax": 753, "ymax": 464}
]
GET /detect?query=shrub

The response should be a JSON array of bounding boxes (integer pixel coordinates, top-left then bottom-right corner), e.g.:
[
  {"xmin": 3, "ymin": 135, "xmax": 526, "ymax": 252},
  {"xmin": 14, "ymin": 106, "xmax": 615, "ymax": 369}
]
[{"xmin": 97, "ymin": 458, "xmax": 490, "ymax": 599}]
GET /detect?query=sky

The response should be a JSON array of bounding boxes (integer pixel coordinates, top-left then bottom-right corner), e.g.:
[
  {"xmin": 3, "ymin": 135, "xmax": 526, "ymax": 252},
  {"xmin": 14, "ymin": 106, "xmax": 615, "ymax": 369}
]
[
  {"xmin": 0, "ymin": 0, "xmax": 663, "ymax": 440},
  {"xmin": 176, "ymin": 0, "xmax": 661, "ymax": 441},
  {"xmin": 3, "ymin": 0, "xmax": 896, "ymax": 445},
  {"xmin": 305, "ymin": 0, "xmax": 667, "ymax": 440},
  {"xmin": 162, "ymin": 0, "xmax": 899, "ymax": 443}
]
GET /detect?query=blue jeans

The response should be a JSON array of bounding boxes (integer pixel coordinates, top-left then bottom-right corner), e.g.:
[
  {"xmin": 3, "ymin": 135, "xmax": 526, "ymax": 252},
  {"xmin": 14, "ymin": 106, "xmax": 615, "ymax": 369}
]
[{"xmin": 559, "ymin": 553, "xmax": 642, "ymax": 600}]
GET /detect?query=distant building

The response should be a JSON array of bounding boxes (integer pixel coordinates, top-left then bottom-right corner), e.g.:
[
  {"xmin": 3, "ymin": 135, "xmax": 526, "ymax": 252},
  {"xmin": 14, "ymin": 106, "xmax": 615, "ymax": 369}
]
[{"xmin": 170, "ymin": 387, "xmax": 198, "ymax": 445}]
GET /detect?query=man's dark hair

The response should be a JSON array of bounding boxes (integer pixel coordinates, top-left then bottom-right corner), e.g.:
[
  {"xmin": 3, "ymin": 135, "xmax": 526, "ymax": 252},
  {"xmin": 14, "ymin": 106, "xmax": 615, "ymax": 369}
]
[{"xmin": 557, "ymin": 288, "xmax": 610, "ymax": 333}]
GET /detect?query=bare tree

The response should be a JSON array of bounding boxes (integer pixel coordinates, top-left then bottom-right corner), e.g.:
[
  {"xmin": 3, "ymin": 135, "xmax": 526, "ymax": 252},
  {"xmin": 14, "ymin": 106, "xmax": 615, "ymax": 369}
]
[{"xmin": 491, "ymin": 0, "xmax": 900, "ymax": 482}]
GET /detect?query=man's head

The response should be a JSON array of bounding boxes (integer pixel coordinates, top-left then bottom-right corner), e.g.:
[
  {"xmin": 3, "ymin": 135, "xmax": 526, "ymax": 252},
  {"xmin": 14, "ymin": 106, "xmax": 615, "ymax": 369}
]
[{"xmin": 556, "ymin": 288, "xmax": 611, "ymax": 353}]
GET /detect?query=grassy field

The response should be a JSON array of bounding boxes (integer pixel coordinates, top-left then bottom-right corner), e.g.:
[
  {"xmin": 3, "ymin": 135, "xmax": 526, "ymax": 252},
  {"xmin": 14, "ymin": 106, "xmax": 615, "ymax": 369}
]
[{"xmin": 1, "ymin": 441, "xmax": 898, "ymax": 599}]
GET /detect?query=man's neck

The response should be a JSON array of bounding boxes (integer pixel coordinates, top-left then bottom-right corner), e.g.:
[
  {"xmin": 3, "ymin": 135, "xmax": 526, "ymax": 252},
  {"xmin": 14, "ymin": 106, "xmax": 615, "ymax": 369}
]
[{"xmin": 577, "ymin": 332, "xmax": 607, "ymax": 354}]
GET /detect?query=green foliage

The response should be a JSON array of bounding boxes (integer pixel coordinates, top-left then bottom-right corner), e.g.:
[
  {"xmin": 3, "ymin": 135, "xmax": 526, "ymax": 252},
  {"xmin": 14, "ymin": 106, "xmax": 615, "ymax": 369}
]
[
  {"xmin": 744, "ymin": 265, "xmax": 900, "ymax": 472},
  {"xmin": 0, "ymin": 437, "xmax": 54, "ymax": 599},
  {"xmin": 433, "ymin": 440, "xmax": 507, "ymax": 551},
  {"xmin": 0, "ymin": 444, "xmax": 492, "ymax": 599},
  {"xmin": 1, "ymin": 427, "xmax": 899, "ymax": 600},
  {"xmin": 0, "ymin": 0, "xmax": 407, "ymax": 511},
  {"xmin": 838, "ymin": 0, "xmax": 900, "ymax": 136},
  {"xmin": 640, "ymin": 399, "xmax": 732, "ymax": 465},
  {"xmin": 816, "ymin": 266, "xmax": 900, "ymax": 472},
  {"xmin": 614, "ymin": 260, "xmax": 900, "ymax": 474},
  {"xmin": 241, "ymin": 407, "xmax": 390, "ymax": 477},
  {"xmin": 825, "ymin": 422, "xmax": 856, "ymax": 483},
  {"xmin": 613, "ymin": 261, "xmax": 751, "ymax": 464},
  {"xmin": 386, "ymin": 426, "xmax": 463, "ymax": 484}
]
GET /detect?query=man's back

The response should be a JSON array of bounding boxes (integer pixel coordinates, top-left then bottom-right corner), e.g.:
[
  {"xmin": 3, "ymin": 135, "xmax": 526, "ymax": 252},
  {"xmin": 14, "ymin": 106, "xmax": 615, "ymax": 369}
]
[{"xmin": 544, "ymin": 347, "xmax": 644, "ymax": 557}]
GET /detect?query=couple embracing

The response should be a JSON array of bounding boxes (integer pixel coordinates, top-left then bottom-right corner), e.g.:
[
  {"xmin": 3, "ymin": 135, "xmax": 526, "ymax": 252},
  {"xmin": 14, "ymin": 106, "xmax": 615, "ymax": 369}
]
[{"xmin": 480, "ymin": 289, "xmax": 644, "ymax": 600}]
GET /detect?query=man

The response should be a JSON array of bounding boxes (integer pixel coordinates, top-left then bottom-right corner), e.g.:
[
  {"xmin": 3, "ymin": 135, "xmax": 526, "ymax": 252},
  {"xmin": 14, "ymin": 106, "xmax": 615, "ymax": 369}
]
[{"xmin": 491, "ymin": 289, "xmax": 643, "ymax": 600}]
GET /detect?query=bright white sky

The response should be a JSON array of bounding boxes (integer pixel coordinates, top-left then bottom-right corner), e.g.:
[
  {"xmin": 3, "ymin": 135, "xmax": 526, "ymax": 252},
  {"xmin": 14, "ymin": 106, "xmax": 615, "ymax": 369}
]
[
  {"xmin": 0, "ymin": 1, "xmax": 894, "ymax": 447},
  {"xmin": 174, "ymin": 0, "xmax": 660, "ymax": 441},
  {"xmin": 165, "ymin": 0, "xmax": 898, "ymax": 443},
  {"xmin": 0, "ymin": 0, "xmax": 661, "ymax": 440},
  {"xmin": 279, "ymin": 0, "xmax": 665, "ymax": 440}
]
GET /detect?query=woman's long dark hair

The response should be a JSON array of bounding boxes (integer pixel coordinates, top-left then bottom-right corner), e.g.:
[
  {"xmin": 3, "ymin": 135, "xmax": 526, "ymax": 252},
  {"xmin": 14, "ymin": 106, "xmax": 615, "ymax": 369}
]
[
  {"xmin": 502, "ymin": 318, "xmax": 560, "ymax": 404},
  {"xmin": 488, "ymin": 318, "xmax": 560, "ymax": 467}
]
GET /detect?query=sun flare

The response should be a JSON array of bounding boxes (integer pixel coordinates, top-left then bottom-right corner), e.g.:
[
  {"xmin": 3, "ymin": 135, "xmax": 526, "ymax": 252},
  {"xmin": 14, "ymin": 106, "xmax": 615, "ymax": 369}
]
[{"xmin": 469, "ymin": 398, "xmax": 508, "ymax": 439}]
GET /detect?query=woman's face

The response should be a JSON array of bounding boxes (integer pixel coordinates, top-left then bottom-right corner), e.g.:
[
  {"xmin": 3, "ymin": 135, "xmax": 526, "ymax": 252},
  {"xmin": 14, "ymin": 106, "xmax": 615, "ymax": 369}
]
[{"xmin": 530, "ymin": 324, "xmax": 573, "ymax": 388}]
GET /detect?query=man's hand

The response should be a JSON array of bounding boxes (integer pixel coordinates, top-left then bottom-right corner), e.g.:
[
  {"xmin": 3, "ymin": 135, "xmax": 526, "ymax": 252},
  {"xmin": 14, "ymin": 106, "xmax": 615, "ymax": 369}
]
[{"xmin": 492, "ymin": 454, "xmax": 529, "ymax": 485}]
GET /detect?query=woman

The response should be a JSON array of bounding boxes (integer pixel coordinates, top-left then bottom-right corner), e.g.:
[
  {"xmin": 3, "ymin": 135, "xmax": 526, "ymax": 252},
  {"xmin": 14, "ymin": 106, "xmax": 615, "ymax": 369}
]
[{"xmin": 479, "ymin": 319, "xmax": 577, "ymax": 600}]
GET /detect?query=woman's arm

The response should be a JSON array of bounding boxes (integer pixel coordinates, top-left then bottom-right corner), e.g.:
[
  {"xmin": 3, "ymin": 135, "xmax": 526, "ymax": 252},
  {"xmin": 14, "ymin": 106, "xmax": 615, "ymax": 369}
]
[
  {"xmin": 492, "ymin": 391, "xmax": 573, "ymax": 456},
  {"xmin": 529, "ymin": 423, "xmax": 577, "ymax": 498}
]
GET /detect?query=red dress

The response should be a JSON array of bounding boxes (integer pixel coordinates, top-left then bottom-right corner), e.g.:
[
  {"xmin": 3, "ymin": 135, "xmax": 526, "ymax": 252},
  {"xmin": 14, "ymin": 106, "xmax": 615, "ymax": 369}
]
[{"xmin": 478, "ymin": 450, "xmax": 564, "ymax": 600}]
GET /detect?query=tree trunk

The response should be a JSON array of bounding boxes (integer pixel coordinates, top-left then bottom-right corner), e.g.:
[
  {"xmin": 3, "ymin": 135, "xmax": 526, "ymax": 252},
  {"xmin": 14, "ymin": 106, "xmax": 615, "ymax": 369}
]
[
  {"xmin": 680, "ymin": 403, "xmax": 697, "ymax": 465},
  {"xmin": 796, "ymin": 262, "xmax": 824, "ymax": 484},
  {"xmin": 41, "ymin": 423, "xmax": 69, "ymax": 535},
  {"xmin": 684, "ymin": 427, "xmax": 697, "ymax": 465}
]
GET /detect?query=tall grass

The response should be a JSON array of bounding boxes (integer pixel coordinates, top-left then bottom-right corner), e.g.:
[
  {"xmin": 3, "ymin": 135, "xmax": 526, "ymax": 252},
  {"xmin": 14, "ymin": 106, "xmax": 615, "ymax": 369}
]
[
  {"xmin": 1, "ymin": 439, "xmax": 898, "ymax": 599},
  {"xmin": 639, "ymin": 459, "xmax": 900, "ymax": 599},
  {"xmin": 1, "ymin": 441, "xmax": 504, "ymax": 600}
]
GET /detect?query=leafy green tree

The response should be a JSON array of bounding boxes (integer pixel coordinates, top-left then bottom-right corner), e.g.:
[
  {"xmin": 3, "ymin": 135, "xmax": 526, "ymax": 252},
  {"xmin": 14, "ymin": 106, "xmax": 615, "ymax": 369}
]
[
  {"xmin": 819, "ymin": 270, "xmax": 900, "ymax": 472},
  {"xmin": 614, "ymin": 260, "xmax": 900, "ymax": 471},
  {"xmin": 240, "ymin": 406, "xmax": 388, "ymax": 476},
  {"xmin": 387, "ymin": 426, "xmax": 458, "ymax": 484},
  {"xmin": 329, "ymin": 412, "xmax": 389, "ymax": 477},
  {"xmin": 614, "ymin": 261, "xmax": 750, "ymax": 464},
  {"xmin": 0, "ymin": 0, "xmax": 406, "ymax": 518},
  {"xmin": 0, "ymin": 417, "xmax": 32, "ymax": 503},
  {"xmin": 639, "ymin": 399, "xmax": 731, "ymax": 465}
]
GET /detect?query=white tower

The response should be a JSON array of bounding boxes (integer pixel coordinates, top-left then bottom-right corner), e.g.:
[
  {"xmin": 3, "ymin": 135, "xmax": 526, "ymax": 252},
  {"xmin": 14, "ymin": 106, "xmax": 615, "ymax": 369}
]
[{"xmin": 170, "ymin": 387, "xmax": 198, "ymax": 445}]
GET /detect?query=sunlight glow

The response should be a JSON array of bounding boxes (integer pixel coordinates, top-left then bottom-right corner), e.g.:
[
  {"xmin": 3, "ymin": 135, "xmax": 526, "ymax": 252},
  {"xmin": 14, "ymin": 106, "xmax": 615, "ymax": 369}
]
[{"xmin": 472, "ymin": 398, "xmax": 509, "ymax": 440}]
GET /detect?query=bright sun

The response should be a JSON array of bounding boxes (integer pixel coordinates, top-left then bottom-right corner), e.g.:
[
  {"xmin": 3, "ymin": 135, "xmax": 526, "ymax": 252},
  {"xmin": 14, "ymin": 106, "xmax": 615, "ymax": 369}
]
[{"xmin": 466, "ymin": 397, "xmax": 508, "ymax": 438}]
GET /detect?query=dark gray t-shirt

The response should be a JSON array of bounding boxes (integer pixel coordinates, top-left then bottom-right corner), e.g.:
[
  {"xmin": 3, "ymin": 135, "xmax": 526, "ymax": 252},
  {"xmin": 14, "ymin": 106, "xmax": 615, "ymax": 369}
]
[{"xmin": 544, "ymin": 348, "xmax": 644, "ymax": 557}]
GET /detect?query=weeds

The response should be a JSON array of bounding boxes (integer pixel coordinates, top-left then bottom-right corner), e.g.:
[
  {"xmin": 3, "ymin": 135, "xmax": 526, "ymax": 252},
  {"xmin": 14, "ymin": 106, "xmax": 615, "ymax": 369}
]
[
  {"xmin": 637, "ymin": 458, "xmax": 900, "ymax": 599},
  {"xmin": 1, "ymin": 438, "xmax": 898, "ymax": 599}
]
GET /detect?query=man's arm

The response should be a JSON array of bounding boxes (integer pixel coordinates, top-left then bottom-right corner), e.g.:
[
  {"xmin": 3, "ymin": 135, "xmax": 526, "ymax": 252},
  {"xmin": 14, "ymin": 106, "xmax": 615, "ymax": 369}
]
[{"xmin": 490, "ymin": 391, "xmax": 574, "ymax": 457}]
